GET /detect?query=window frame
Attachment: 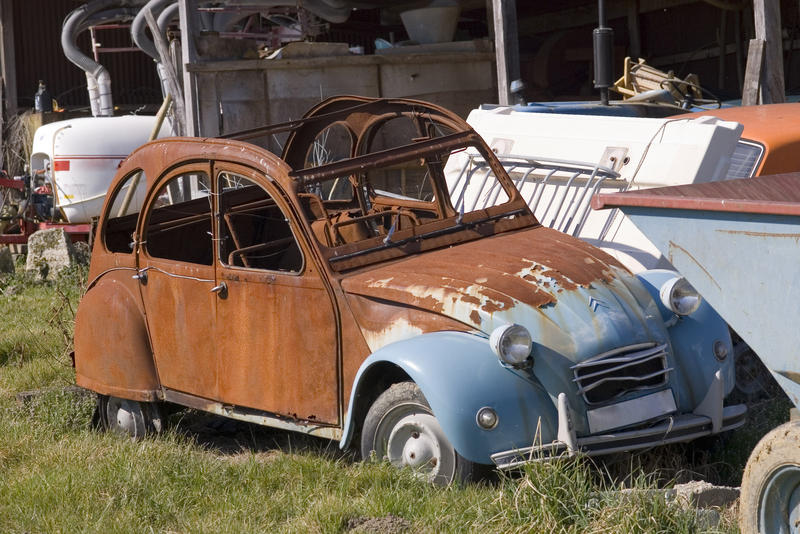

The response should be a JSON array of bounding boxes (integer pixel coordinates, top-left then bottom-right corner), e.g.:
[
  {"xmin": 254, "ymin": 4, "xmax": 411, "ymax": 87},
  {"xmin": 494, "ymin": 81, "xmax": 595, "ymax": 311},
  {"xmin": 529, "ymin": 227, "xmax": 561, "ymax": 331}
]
[
  {"xmin": 102, "ymin": 168, "xmax": 148, "ymax": 254},
  {"xmin": 139, "ymin": 163, "xmax": 215, "ymax": 266},
  {"xmin": 214, "ymin": 163, "xmax": 306, "ymax": 276}
]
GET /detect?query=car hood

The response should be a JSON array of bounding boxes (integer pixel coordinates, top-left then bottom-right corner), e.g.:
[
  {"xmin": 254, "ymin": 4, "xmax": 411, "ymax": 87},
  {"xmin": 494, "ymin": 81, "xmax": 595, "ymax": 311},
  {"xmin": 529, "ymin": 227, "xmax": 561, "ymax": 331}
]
[{"xmin": 342, "ymin": 226, "xmax": 669, "ymax": 365}]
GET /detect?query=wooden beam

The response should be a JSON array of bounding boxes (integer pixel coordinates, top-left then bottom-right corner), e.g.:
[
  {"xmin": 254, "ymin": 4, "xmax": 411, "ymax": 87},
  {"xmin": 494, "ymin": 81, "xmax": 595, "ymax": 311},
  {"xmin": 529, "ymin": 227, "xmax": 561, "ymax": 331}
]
[
  {"xmin": 742, "ymin": 38, "xmax": 765, "ymax": 106},
  {"xmin": 179, "ymin": 0, "xmax": 200, "ymax": 136},
  {"xmin": 0, "ymin": 0, "xmax": 17, "ymax": 116},
  {"xmin": 144, "ymin": 8, "xmax": 186, "ymax": 136},
  {"xmin": 492, "ymin": 0, "xmax": 520, "ymax": 105},
  {"xmin": 753, "ymin": 0, "xmax": 785, "ymax": 103}
]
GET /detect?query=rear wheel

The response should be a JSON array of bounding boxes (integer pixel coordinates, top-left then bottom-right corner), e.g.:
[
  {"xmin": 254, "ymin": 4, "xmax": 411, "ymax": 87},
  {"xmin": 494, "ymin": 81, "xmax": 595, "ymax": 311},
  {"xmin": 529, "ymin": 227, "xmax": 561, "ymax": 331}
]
[
  {"xmin": 739, "ymin": 422, "xmax": 800, "ymax": 534},
  {"xmin": 360, "ymin": 381, "xmax": 483, "ymax": 485},
  {"xmin": 99, "ymin": 395, "xmax": 163, "ymax": 439}
]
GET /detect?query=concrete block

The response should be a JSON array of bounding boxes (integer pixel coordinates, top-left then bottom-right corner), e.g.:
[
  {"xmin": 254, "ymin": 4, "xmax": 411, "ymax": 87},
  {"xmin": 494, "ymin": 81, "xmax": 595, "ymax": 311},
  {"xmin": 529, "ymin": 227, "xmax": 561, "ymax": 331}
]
[
  {"xmin": 671, "ymin": 480, "xmax": 740, "ymax": 508},
  {"xmin": 25, "ymin": 228, "xmax": 76, "ymax": 279}
]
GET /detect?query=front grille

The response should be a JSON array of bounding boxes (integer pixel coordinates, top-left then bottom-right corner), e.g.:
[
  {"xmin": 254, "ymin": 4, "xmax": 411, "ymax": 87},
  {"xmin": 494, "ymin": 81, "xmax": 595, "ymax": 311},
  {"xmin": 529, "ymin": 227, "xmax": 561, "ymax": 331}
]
[{"xmin": 571, "ymin": 343, "xmax": 671, "ymax": 405}]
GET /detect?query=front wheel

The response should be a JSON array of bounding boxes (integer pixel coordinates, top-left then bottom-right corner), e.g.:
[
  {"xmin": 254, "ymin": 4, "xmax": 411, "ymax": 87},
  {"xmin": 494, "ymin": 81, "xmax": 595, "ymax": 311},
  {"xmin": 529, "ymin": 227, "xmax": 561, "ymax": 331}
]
[
  {"xmin": 739, "ymin": 421, "xmax": 800, "ymax": 534},
  {"xmin": 360, "ymin": 381, "xmax": 482, "ymax": 485},
  {"xmin": 99, "ymin": 395, "xmax": 163, "ymax": 439}
]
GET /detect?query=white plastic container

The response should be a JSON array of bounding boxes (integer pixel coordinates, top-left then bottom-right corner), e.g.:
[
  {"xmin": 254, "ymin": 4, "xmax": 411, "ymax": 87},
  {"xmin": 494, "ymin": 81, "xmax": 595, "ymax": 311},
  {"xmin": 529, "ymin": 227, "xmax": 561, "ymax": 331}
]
[
  {"xmin": 400, "ymin": 1, "xmax": 460, "ymax": 44},
  {"xmin": 30, "ymin": 115, "xmax": 174, "ymax": 223}
]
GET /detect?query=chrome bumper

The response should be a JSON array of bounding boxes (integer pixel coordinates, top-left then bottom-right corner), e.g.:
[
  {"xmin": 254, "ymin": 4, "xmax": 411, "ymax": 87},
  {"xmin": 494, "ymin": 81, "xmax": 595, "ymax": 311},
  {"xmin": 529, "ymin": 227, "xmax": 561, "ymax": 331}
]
[{"xmin": 491, "ymin": 370, "xmax": 747, "ymax": 470}]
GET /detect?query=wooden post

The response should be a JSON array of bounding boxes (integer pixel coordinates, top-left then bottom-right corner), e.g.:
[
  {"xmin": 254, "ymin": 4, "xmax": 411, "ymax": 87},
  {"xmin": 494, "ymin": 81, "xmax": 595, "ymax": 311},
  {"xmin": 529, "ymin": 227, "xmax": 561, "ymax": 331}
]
[
  {"xmin": 492, "ymin": 0, "xmax": 520, "ymax": 105},
  {"xmin": 144, "ymin": 8, "xmax": 186, "ymax": 136},
  {"xmin": 179, "ymin": 0, "xmax": 200, "ymax": 136},
  {"xmin": 0, "ymin": 80, "xmax": 4, "ymax": 171},
  {"xmin": 752, "ymin": 0, "xmax": 785, "ymax": 103},
  {"xmin": 0, "ymin": 0, "xmax": 17, "ymax": 117},
  {"xmin": 742, "ymin": 38, "xmax": 765, "ymax": 106}
]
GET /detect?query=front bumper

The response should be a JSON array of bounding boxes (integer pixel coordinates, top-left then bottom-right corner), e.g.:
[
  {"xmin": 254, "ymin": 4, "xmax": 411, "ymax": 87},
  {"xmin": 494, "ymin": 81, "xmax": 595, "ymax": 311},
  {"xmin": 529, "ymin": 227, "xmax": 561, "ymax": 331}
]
[
  {"xmin": 491, "ymin": 404, "xmax": 746, "ymax": 469},
  {"xmin": 491, "ymin": 369, "xmax": 747, "ymax": 470}
]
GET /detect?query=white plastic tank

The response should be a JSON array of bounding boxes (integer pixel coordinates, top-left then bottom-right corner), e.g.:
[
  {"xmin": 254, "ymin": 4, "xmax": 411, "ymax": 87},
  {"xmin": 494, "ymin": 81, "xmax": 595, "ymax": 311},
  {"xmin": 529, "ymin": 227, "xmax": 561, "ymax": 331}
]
[{"xmin": 30, "ymin": 115, "xmax": 174, "ymax": 223}]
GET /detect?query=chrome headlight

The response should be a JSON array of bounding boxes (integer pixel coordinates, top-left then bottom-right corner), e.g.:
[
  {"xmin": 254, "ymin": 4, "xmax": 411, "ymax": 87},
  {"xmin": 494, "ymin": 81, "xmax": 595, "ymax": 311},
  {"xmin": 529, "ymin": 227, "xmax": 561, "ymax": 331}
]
[
  {"xmin": 659, "ymin": 276, "xmax": 701, "ymax": 316},
  {"xmin": 490, "ymin": 324, "xmax": 533, "ymax": 367}
]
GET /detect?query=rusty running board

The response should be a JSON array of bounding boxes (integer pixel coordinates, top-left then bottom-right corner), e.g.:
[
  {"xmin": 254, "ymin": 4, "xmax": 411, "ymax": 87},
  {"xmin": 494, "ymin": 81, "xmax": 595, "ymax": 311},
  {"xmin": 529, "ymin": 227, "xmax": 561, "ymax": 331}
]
[{"xmin": 163, "ymin": 389, "xmax": 343, "ymax": 441}]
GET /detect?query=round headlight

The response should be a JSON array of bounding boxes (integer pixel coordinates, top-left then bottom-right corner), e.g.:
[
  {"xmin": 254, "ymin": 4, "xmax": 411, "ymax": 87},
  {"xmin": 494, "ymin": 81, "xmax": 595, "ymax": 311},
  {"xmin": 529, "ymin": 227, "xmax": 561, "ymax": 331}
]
[
  {"xmin": 659, "ymin": 276, "xmax": 702, "ymax": 316},
  {"xmin": 490, "ymin": 324, "xmax": 533, "ymax": 367}
]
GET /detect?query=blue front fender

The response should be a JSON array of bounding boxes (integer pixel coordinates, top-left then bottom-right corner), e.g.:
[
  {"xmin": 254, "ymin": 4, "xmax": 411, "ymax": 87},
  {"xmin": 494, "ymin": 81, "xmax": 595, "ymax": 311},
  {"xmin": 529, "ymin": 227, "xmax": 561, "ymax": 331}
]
[
  {"xmin": 636, "ymin": 269, "xmax": 735, "ymax": 407},
  {"xmin": 339, "ymin": 331, "xmax": 558, "ymax": 465}
]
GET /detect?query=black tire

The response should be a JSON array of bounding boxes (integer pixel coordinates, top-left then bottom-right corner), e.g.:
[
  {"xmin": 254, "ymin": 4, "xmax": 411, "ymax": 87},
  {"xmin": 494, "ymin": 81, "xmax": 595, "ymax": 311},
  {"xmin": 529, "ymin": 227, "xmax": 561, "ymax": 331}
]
[
  {"xmin": 98, "ymin": 395, "xmax": 163, "ymax": 439},
  {"xmin": 360, "ymin": 381, "xmax": 486, "ymax": 485},
  {"xmin": 739, "ymin": 421, "xmax": 800, "ymax": 534}
]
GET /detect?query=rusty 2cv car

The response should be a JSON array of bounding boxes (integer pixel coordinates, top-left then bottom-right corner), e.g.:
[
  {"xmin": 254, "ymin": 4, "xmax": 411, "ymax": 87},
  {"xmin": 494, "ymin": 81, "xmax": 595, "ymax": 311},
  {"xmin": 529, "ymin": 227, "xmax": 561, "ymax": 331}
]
[{"xmin": 74, "ymin": 96, "xmax": 746, "ymax": 484}]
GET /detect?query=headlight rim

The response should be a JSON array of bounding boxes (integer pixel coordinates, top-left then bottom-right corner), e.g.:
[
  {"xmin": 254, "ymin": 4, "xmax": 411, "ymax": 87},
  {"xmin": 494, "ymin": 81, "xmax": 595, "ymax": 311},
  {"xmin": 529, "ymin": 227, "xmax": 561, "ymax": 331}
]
[
  {"xmin": 659, "ymin": 276, "xmax": 702, "ymax": 316},
  {"xmin": 489, "ymin": 323, "xmax": 533, "ymax": 367}
]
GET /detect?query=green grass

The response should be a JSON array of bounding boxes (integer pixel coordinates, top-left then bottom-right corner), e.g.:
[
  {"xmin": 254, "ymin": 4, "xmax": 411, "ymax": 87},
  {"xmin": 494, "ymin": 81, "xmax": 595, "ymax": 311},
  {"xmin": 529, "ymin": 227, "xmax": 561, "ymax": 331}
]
[{"xmin": 0, "ymin": 260, "xmax": 778, "ymax": 533}]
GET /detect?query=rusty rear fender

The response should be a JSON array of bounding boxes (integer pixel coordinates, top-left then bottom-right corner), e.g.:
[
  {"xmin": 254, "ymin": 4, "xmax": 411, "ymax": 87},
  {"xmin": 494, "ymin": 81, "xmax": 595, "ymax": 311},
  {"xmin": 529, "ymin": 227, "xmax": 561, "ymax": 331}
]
[
  {"xmin": 74, "ymin": 269, "xmax": 160, "ymax": 401},
  {"xmin": 339, "ymin": 331, "xmax": 558, "ymax": 465}
]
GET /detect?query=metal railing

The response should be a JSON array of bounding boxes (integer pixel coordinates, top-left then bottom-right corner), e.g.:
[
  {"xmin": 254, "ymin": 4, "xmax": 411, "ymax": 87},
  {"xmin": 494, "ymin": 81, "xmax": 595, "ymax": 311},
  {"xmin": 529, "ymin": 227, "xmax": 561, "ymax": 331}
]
[{"xmin": 448, "ymin": 152, "xmax": 627, "ymax": 237}]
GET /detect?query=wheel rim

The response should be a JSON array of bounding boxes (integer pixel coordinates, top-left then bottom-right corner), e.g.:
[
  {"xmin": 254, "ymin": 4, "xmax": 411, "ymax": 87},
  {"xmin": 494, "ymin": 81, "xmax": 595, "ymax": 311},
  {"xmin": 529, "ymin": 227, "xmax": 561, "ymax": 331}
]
[
  {"xmin": 374, "ymin": 402, "xmax": 456, "ymax": 485},
  {"xmin": 105, "ymin": 397, "xmax": 146, "ymax": 438},
  {"xmin": 759, "ymin": 465, "xmax": 800, "ymax": 534}
]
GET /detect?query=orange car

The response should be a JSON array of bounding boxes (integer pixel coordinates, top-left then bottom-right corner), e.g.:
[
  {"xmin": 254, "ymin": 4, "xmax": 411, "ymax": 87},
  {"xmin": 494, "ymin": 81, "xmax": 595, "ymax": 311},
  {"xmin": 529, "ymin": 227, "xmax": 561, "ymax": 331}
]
[{"xmin": 689, "ymin": 103, "xmax": 800, "ymax": 177}]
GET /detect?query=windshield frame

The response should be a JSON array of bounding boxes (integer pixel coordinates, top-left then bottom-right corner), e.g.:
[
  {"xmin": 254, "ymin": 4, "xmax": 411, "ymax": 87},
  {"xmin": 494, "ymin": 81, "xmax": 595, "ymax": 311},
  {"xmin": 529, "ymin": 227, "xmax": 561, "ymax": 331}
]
[{"xmin": 290, "ymin": 130, "xmax": 537, "ymax": 272}]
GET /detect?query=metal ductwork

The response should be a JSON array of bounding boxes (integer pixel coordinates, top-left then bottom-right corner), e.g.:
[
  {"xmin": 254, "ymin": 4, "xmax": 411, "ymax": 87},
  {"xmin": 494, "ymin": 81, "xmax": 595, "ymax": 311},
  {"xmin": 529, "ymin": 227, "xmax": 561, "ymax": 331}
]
[
  {"xmin": 131, "ymin": 0, "xmax": 179, "ymax": 99},
  {"xmin": 131, "ymin": 0, "xmax": 177, "ymax": 60},
  {"xmin": 157, "ymin": 2, "xmax": 180, "ymax": 34},
  {"xmin": 62, "ymin": 0, "xmax": 148, "ymax": 116}
]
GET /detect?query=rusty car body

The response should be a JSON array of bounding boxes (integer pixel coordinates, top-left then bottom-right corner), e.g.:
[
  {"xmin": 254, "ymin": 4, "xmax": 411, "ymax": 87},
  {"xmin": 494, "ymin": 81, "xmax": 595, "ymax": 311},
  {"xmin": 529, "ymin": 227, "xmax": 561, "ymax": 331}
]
[{"xmin": 74, "ymin": 96, "xmax": 745, "ymax": 483}]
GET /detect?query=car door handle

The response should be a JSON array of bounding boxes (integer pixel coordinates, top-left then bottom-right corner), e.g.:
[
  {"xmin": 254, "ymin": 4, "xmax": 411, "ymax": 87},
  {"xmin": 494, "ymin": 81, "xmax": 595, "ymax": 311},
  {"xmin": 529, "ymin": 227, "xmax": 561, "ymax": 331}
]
[{"xmin": 210, "ymin": 282, "xmax": 227, "ymax": 297}]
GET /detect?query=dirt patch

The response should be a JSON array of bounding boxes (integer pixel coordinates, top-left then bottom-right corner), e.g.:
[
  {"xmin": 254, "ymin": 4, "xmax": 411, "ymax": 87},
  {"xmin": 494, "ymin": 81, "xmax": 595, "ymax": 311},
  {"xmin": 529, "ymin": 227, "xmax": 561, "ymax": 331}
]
[{"xmin": 346, "ymin": 514, "xmax": 412, "ymax": 533}]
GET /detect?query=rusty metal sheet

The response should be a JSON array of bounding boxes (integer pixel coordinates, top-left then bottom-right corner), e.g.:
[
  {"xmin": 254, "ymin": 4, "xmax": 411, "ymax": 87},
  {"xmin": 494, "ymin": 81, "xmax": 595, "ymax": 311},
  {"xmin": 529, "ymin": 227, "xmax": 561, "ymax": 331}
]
[
  {"xmin": 74, "ymin": 255, "xmax": 160, "ymax": 402},
  {"xmin": 216, "ymin": 264, "xmax": 340, "ymax": 424},
  {"xmin": 343, "ymin": 226, "xmax": 620, "ymax": 309},
  {"xmin": 592, "ymin": 173, "xmax": 800, "ymax": 216}
]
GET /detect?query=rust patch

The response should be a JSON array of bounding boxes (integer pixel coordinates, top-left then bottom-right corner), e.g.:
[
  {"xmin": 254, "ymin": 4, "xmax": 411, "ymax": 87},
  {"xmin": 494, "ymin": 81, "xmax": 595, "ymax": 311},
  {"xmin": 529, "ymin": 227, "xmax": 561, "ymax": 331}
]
[
  {"xmin": 539, "ymin": 270, "xmax": 578, "ymax": 291},
  {"xmin": 470, "ymin": 309, "xmax": 481, "ymax": 324},
  {"xmin": 668, "ymin": 240, "xmax": 721, "ymax": 291},
  {"xmin": 715, "ymin": 229, "xmax": 800, "ymax": 240},
  {"xmin": 342, "ymin": 227, "xmax": 614, "ymax": 312}
]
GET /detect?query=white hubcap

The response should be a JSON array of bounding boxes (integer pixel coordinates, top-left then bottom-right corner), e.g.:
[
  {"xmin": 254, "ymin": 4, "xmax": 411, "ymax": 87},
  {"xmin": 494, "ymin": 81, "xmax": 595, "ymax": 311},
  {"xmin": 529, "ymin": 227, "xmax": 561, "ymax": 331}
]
[{"xmin": 385, "ymin": 413, "xmax": 455, "ymax": 484}]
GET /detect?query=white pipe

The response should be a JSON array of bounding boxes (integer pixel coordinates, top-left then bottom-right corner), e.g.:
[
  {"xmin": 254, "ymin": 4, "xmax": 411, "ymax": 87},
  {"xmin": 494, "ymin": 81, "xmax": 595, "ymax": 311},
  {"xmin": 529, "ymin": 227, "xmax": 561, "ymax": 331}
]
[
  {"xmin": 85, "ymin": 72, "xmax": 100, "ymax": 117},
  {"xmin": 97, "ymin": 69, "xmax": 114, "ymax": 116}
]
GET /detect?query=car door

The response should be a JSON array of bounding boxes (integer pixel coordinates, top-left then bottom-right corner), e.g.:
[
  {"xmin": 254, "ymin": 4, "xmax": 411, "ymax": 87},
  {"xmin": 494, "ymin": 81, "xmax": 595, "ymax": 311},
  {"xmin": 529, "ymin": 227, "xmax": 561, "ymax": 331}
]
[
  {"xmin": 136, "ymin": 163, "xmax": 220, "ymax": 400},
  {"xmin": 213, "ymin": 164, "xmax": 340, "ymax": 424}
]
